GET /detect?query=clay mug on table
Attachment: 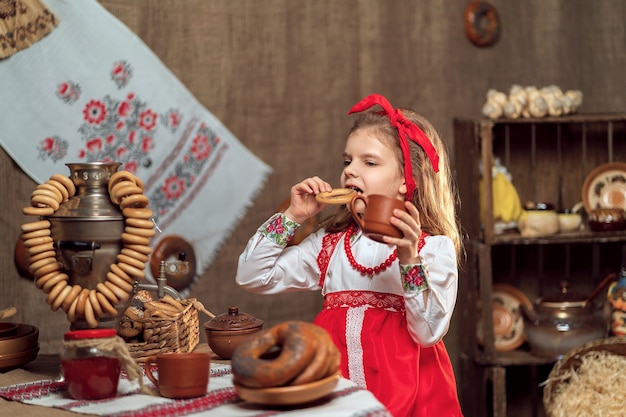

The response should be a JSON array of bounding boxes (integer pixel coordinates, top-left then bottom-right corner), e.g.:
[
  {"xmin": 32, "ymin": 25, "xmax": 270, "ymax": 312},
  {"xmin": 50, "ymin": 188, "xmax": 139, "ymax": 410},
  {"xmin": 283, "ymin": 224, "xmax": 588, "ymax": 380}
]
[
  {"xmin": 349, "ymin": 194, "xmax": 407, "ymax": 243},
  {"xmin": 145, "ymin": 352, "xmax": 210, "ymax": 398}
]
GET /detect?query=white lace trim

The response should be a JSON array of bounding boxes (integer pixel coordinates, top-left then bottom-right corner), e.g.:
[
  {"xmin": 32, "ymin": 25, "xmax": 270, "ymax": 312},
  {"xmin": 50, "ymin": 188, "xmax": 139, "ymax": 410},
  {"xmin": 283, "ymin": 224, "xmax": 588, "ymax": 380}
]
[{"xmin": 346, "ymin": 305, "xmax": 368, "ymax": 389}]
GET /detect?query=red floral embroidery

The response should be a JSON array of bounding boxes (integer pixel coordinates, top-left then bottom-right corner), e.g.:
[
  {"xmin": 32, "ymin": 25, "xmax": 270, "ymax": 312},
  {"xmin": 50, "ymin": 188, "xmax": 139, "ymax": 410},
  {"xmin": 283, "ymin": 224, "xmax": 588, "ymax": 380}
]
[
  {"xmin": 124, "ymin": 161, "xmax": 138, "ymax": 173},
  {"xmin": 118, "ymin": 100, "xmax": 132, "ymax": 118},
  {"xmin": 324, "ymin": 291, "xmax": 406, "ymax": 313},
  {"xmin": 267, "ymin": 216, "xmax": 285, "ymax": 235},
  {"xmin": 317, "ymin": 231, "xmax": 344, "ymax": 287},
  {"xmin": 162, "ymin": 175, "xmax": 186, "ymax": 200},
  {"xmin": 86, "ymin": 138, "xmax": 102, "ymax": 152},
  {"xmin": 139, "ymin": 109, "xmax": 157, "ymax": 131},
  {"xmin": 83, "ymin": 100, "xmax": 107, "ymax": 125},
  {"xmin": 191, "ymin": 134, "xmax": 212, "ymax": 160}
]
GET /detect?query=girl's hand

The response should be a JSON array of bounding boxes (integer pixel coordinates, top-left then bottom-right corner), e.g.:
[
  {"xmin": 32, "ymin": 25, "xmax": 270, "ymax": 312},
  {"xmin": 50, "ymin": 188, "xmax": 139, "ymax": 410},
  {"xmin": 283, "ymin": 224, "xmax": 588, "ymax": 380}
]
[
  {"xmin": 283, "ymin": 176, "xmax": 332, "ymax": 224},
  {"xmin": 383, "ymin": 201, "xmax": 423, "ymax": 264}
]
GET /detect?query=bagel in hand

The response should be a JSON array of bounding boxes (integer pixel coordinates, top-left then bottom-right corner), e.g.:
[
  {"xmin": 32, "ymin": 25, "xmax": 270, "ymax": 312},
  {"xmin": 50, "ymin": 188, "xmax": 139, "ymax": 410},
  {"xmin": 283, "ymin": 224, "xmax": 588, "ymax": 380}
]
[{"xmin": 315, "ymin": 188, "xmax": 357, "ymax": 205}]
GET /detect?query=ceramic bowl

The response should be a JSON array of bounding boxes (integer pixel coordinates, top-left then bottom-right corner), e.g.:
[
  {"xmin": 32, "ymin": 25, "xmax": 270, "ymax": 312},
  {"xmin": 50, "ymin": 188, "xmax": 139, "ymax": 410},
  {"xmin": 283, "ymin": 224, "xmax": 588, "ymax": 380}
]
[
  {"xmin": 519, "ymin": 203, "xmax": 559, "ymax": 237},
  {"xmin": 0, "ymin": 324, "xmax": 39, "ymax": 355},
  {"xmin": 557, "ymin": 211, "xmax": 582, "ymax": 232},
  {"xmin": 588, "ymin": 208, "xmax": 626, "ymax": 232},
  {"xmin": 204, "ymin": 306, "xmax": 263, "ymax": 359}
]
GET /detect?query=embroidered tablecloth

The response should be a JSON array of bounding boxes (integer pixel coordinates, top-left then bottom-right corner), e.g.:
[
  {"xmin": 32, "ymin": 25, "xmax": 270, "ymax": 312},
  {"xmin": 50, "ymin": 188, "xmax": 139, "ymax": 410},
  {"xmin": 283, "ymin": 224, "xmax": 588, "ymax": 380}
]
[
  {"xmin": 0, "ymin": 363, "xmax": 392, "ymax": 417},
  {"xmin": 0, "ymin": 0, "xmax": 272, "ymax": 284}
]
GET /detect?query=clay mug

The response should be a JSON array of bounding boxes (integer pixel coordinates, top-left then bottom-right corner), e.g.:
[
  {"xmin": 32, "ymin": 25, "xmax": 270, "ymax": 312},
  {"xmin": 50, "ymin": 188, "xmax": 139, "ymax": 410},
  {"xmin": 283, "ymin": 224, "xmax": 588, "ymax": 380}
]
[
  {"xmin": 349, "ymin": 194, "xmax": 407, "ymax": 243},
  {"xmin": 145, "ymin": 352, "xmax": 210, "ymax": 398}
]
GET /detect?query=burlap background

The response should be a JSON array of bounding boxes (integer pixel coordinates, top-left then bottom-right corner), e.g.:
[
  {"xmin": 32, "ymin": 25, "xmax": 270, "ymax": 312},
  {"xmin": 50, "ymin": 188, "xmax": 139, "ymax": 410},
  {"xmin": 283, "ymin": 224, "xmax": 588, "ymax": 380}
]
[{"xmin": 1, "ymin": 1, "xmax": 624, "ymax": 414}]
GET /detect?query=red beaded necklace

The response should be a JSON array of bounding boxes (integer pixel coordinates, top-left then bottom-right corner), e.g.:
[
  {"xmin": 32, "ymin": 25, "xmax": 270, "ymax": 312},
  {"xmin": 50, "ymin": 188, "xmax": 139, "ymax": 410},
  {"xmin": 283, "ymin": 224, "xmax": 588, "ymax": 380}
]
[{"xmin": 344, "ymin": 224, "xmax": 397, "ymax": 275}]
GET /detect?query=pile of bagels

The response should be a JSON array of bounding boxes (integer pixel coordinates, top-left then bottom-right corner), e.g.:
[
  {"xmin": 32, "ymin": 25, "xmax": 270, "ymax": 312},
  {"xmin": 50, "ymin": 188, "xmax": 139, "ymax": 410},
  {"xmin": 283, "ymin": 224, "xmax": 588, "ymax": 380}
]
[
  {"xmin": 231, "ymin": 320, "xmax": 340, "ymax": 388},
  {"xmin": 482, "ymin": 85, "xmax": 583, "ymax": 120},
  {"xmin": 20, "ymin": 171, "xmax": 155, "ymax": 328},
  {"xmin": 118, "ymin": 290, "xmax": 191, "ymax": 341}
]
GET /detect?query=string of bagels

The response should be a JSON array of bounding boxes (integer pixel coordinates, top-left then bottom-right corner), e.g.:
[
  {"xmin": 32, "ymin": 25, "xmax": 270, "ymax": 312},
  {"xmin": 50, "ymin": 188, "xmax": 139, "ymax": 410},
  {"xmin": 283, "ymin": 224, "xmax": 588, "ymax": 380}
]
[{"xmin": 21, "ymin": 170, "xmax": 155, "ymax": 328}]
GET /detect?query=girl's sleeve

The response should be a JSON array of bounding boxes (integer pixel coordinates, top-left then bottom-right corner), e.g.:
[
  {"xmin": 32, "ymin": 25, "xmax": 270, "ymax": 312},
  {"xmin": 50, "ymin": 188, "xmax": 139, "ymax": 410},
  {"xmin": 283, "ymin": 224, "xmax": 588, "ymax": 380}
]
[
  {"xmin": 400, "ymin": 236, "xmax": 459, "ymax": 346},
  {"xmin": 235, "ymin": 213, "xmax": 322, "ymax": 294}
]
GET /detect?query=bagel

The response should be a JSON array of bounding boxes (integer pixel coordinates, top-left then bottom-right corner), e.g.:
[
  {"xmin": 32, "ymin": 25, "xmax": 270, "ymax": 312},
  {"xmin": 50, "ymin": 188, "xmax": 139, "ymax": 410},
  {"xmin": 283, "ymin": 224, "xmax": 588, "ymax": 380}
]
[
  {"xmin": 21, "ymin": 220, "xmax": 51, "ymax": 233},
  {"xmin": 149, "ymin": 235, "xmax": 196, "ymax": 291},
  {"xmin": 289, "ymin": 323, "xmax": 338, "ymax": 385},
  {"xmin": 121, "ymin": 232, "xmax": 150, "ymax": 246},
  {"xmin": 111, "ymin": 183, "xmax": 143, "ymax": 205},
  {"xmin": 110, "ymin": 262, "xmax": 133, "ymax": 283},
  {"xmin": 315, "ymin": 188, "xmax": 357, "ymax": 205},
  {"xmin": 464, "ymin": 1, "xmax": 500, "ymax": 47},
  {"xmin": 31, "ymin": 187, "xmax": 62, "ymax": 203},
  {"xmin": 88, "ymin": 289, "xmax": 104, "ymax": 317},
  {"xmin": 28, "ymin": 249, "xmax": 56, "ymax": 264},
  {"xmin": 121, "ymin": 247, "xmax": 150, "ymax": 263},
  {"xmin": 124, "ymin": 244, "xmax": 152, "ymax": 255},
  {"xmin": 22, "ymin": 235, "xmax": 53, "ymax": 248},
  {"xmin": 125, "ymin": 217, "xmax": 154, "ymax": 229},
  {"xmin": 96, "ymin": 292, "xmax": 119, "ymax": 316},
  {"xmin": 231, "ymin": 320, "xmax": 319, "ymax": 388},
  {"xmin": 96, "ymin": 282, "xmax": 120, "ymax": 306},
  {"xmin": 124, "ymin": 225, "xmax": 156, "ymax": 237},
  {"xmin": 119, "ymin": 193, "xmax": 149, "ymax": 209},
  {"xmin": 116, "ymin": 261, "xmax": 146, "ymax": 280},
  {"xmin": 21, "ymin": 228, "xmax": 51, "ymax": 240},
  {"xmin": 49, "ymin": 174, "xmax": 76, "ymax": 196},
  {"xmin": 27, "ymin": 241, "xmax": 54, "ymax": 256},
  {"xmin": 67, "ymin": 296, "xmax": 80, "ymax": 323},
  {"xmin": 37, "ymin": 182, "xmax": 65, "ymax": 201},
  {"xmin": 61, "ymin": 285, "xmax": 83, "ymax": 312},
  {"xmin": 50, "ymin": 283, "xmax": 72, "ymax": 312},
  {"xmin": 45, "ymin": 179, "xmax": 69, "ymax": 201},
  {"xmin": 122, "ymin": 207, "xmax": 153, "ymax": 219},
  {"xmin": 108, "ymin": 171, "xmax": 139, "ymax": 194},
  {"xmin": 23, "ymin": 206, "xmax": 54, "ymax": 216},
  {"xmin": 31, "ymin": 193, "xmax": 60, "ymax": 210}
]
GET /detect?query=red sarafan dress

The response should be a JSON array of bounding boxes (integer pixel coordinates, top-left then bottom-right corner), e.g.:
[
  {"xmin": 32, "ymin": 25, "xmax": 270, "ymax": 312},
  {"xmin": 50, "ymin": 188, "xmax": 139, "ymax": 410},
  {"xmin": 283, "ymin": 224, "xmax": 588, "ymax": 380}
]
[{"xmin": 236, "ymin": 214, "xmax": 464, "ymax": 417}]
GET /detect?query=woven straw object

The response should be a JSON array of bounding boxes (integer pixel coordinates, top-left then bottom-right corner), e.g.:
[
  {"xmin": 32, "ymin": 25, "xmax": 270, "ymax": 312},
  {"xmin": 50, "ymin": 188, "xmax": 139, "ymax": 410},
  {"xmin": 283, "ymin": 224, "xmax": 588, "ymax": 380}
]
[
  {"xmin": 127, "ymin": 298, "xmax": 200, "ymax": 362},
  {"xmin": 0, "ymin": 0, "xmax": 57, "ymax": 59},
  {"xmin": 543, "ymin": 336, "xmax": 626, "ymax": 417}
]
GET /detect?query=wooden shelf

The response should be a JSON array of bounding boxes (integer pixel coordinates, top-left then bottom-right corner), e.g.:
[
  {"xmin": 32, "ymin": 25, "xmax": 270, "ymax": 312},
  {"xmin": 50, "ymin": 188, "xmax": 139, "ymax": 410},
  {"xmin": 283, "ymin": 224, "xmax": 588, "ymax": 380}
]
[
  {"xmin": 476, "ymin": 349, "xmax": 557, "ymax": 367},
  {"xmin": 453, "ymin": 114, "xmax": 626, "ymax": 417},
  {"xmin": 490, "ymin": 229, "xmax": 626, "ymax": 245}
]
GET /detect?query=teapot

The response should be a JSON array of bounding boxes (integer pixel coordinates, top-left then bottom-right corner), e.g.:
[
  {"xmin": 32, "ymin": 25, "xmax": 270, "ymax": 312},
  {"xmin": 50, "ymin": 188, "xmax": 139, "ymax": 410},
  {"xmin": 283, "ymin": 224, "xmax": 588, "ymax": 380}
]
[{"xmin": 521, "ymin": 275, "xmax": 614, "ymax": 359}]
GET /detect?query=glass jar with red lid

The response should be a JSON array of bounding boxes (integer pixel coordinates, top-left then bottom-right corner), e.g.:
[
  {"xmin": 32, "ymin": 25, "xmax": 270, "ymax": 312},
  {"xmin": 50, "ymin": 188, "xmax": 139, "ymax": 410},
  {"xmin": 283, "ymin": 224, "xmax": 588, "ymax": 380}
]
[{"xmin": 60, "ymin": 328, "xmax": 122, "ymax": 400}]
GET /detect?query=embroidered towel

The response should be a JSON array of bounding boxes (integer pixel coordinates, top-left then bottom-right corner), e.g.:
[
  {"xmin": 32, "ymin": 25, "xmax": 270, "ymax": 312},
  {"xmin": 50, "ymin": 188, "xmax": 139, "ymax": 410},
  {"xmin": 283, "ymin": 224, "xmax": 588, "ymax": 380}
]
[{"xmin": 0, "ymin": 0, "xmax": 272, "ymax": 282}]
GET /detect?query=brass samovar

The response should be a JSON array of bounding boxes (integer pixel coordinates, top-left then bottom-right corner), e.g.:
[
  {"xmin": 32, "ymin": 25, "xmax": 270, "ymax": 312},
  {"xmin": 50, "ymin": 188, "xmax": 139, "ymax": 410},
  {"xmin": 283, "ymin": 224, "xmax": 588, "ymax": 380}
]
[{"xmin": 21, "ymin": 162, "xmax": 186, "ymax": 330}]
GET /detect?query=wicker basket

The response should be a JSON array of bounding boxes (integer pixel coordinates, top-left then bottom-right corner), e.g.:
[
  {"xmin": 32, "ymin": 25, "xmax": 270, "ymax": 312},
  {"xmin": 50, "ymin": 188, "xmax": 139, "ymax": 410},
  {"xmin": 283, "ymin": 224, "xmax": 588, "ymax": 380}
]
[
  {"xmin": 543, "ymin": 336, "xmax": 626, "ymax": 417},
  {"xmin": 127, "ymin": 298, "xmax": 200, "ymax": 362}
]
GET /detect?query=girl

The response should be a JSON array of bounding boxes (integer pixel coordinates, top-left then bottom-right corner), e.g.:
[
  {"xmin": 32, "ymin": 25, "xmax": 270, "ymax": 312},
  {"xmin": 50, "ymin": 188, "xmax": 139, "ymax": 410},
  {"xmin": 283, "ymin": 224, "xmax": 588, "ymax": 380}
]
[{"xmin": 235, "ymin": 94, "xmax": 464, "ymax": 416}]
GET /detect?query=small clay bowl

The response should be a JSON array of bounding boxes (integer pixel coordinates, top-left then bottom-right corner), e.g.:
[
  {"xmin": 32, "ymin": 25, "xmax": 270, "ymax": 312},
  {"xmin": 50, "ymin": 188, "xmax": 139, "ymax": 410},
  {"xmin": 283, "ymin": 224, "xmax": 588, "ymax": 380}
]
[
  {"xmin": 588, "ymin": 208, "xmax": 626, "ymax": 232},
  {"xmin": 204, "ymin": 306, "xmax": 263, "ymax": 359}
]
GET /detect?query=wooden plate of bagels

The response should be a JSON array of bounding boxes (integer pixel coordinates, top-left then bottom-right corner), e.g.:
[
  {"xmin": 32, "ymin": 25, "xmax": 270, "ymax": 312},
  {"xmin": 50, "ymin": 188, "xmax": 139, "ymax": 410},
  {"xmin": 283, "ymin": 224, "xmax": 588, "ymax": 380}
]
[{"xmin": 234, "ymin": 372, "xmax": 340, "ymax": 405}]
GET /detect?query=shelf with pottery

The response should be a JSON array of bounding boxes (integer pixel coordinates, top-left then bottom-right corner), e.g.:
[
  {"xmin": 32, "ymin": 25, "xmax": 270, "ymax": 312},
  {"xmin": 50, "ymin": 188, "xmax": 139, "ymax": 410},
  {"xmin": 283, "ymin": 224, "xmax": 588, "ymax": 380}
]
[{"xmin": 453, "ymin": 113, "xmax": 626, "ymax": 417}]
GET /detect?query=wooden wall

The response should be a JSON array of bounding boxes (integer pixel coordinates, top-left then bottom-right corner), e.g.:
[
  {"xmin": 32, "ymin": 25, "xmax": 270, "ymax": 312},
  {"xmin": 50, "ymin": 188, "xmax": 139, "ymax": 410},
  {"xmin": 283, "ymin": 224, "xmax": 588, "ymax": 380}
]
[{"xmin": 1, "ymin": 1, "xmax": 624, "ymax": 413}]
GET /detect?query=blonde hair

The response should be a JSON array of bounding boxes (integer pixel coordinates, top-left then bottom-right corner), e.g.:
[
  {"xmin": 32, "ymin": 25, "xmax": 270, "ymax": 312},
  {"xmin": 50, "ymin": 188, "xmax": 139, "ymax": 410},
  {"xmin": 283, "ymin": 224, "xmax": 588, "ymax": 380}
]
[{"xmin": 320, "ymin": 110, "xmax": 463, "ymax": 261}]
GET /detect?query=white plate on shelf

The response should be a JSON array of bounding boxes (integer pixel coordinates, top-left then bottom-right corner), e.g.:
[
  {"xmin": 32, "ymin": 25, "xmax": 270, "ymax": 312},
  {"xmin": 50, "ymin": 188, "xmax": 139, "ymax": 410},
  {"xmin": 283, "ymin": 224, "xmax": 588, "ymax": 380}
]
[{"xmin": 581, "ymin": 162, "xmax": 626, "ymax": 213}]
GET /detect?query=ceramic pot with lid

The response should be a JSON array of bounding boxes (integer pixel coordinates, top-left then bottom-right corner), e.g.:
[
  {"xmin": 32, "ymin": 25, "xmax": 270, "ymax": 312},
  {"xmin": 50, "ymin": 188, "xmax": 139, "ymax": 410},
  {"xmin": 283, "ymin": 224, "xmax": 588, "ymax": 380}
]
[
  {"xmin": 521, "ymin": 279, "xmax": 612, "ymax": 359},
  {"xmin": 203, "ymin": 306, "xmax": 263, "ymax": 359}
]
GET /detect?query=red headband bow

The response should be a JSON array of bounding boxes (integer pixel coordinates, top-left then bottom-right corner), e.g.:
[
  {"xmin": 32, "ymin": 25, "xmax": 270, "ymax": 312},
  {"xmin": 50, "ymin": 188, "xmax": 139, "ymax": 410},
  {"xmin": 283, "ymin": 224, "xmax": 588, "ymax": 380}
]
[{"xmin": 348, "ymin": 94, "xmax": 440, "ymax": 200}]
